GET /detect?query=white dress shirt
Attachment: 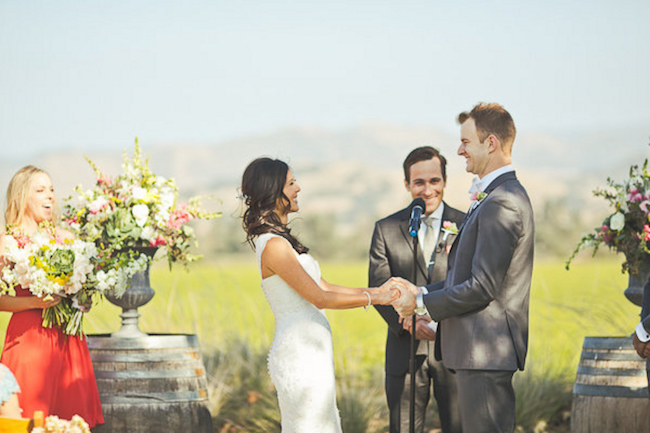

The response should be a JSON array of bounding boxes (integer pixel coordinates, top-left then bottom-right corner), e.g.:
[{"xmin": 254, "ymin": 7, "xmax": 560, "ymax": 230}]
[{"xmin": 468, "ymin": 164, "xmax": 515, "ymax": 196}]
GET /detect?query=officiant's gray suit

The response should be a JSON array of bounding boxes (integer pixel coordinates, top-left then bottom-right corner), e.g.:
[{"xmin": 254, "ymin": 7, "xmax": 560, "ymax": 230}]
[
  {"xmin": 423, "ymin": 171, "xmax": 534, "ymax": 432},
  {"xmin": 370, "ymin": 202, "xmax": 465, "ymax": 433}
]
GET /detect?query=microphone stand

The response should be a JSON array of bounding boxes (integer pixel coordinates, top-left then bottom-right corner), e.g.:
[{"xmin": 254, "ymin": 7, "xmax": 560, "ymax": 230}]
[{"xmin": 409, "ymin": 233, "xmax": 418, "ymax": 433}]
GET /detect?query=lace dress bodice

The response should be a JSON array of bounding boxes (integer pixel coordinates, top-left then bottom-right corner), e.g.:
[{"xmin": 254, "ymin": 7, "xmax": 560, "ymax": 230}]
[{"xmin": 255, "ymin": 233, "xmax": 342, "ymax": 433}]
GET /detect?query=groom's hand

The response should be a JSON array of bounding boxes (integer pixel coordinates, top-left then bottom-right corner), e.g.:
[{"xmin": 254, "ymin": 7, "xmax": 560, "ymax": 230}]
[
  {"xmin": 392, "ymin": 285, "xmax": 416, "ymax": 318},
  {"xmin": 401, "ymin": 316, "xmax": 436, "ymax": 340},
  {"xmin": 391, "ymin": 277, "xmax": 419, "ymax": 295}
]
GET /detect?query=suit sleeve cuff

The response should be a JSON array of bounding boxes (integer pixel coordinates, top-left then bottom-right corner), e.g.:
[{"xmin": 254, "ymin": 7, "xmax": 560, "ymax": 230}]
[{"xmin": 636, "ymin": 322, "xmax": 650, "ymax": 342}]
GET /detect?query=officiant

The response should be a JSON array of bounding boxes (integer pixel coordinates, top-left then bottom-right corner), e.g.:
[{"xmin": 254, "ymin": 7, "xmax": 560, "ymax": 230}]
[{"xmin": 368, "ymin": 146, "xmax": 464, "ymax": 433}]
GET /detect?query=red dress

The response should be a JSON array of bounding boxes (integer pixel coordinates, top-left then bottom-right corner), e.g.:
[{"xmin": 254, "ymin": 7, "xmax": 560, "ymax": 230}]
[{"xmin": 0, "ymin": 287, "xmax": 104, "ymax": 427}]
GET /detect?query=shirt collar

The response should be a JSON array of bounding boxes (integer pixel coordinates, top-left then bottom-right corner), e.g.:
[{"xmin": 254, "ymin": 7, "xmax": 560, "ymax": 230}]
[
  {"xmin": 469, "ymin": 164, "xmax": 514, "ymax": 194},
  {"xmin": 427, "ymin": 202, "xmax": 444, "ymax": 220}
]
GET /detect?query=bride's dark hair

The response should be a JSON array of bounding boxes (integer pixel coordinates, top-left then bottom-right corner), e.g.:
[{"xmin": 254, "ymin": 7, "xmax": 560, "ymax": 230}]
[{"xmin": 241, "ymin": 157, "xmax": 309, "ymax": 254}]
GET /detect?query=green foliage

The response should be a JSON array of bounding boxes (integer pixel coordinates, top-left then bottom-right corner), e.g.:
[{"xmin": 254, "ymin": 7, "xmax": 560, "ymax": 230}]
[
  {"xmin": 566, "ymin": 157, "xmax": 650, "ymax": 275},
  {"xmin": 204, "ymin": 340, "xmax": 281, "ymax": 432}
]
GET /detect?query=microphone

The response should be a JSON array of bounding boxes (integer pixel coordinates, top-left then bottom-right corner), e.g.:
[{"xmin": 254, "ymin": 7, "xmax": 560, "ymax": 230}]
[{"xmin": 408, "ymin": 198, "xmax": 426, "ymax": 237}]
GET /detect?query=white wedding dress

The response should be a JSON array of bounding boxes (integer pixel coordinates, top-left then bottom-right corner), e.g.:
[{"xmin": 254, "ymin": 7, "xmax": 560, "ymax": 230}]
[{"xmin": 256, "ymin": 233, "xmax": 343, "ymax": 433}]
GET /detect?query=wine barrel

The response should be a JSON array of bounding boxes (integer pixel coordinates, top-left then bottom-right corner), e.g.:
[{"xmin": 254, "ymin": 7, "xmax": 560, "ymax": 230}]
[
  {"xmin": 571, "ymin": 336, "xmax": 650, "ymax": 432},
  {"xmin": 87, "ymin": 334, "xmax": 213, "ymax": 433}
]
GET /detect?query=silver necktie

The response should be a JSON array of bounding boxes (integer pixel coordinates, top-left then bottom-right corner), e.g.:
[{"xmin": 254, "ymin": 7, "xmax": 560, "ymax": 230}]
[{"xmin": 423, "ymin": 217, "xmax": 437, "ymax": 264}]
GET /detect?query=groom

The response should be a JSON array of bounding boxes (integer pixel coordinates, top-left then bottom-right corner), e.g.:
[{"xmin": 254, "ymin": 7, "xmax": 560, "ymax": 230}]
[{"xmin": 392, "ymin": 103, "xmax": 534, "ymax": 433}]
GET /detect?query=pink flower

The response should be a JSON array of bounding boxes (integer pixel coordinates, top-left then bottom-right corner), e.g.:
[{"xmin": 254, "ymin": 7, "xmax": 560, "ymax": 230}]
[
  {"xmin": 89, "ymin": 197, "xmax": 108, "ymax": 214},
  {"xmin": 14, "ymin": 233, "xmax": 30, "ymax": 248},
  {"xmin": 443, "ymin": 221, "xmax": 452, "ymax": 229},
  {"xmin": 167, "ymin": 204, "xmax": 193, "ymax": 230},
  {"xmin": 599, "ymin": 225, "xmax": 613, "ymax": 244},
  {"xmin": 643, "ymin": 225, "xmax": 650, "ymax": 241},
  {"xmin": 628, "ymin": 189, "xmax": 644, "ymax": 203},
  {"xmin": 149, "ymin": 237, "xmax": 167, "ymax": 247},
  {"xmin": 640, "ymin": 200, "xmax": 650, "ymax": 215},
  {"xmin": 470, "ymin": 191, "xmax": 487, "ymax": 202}
]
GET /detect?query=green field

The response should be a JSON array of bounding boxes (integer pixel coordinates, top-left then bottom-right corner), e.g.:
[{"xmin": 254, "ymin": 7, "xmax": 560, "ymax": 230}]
[{"xmin": 0, "ymin": 257, "xmax": 639, "ymax": 432}]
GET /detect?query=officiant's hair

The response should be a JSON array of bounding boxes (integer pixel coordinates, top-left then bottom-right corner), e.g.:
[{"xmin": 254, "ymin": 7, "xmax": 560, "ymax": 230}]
[
  {"xmin": 241, "ymin": 157, "xmax": 309, "ymax": 254},
  {"xmin": 457, "ymin": 102, "xmax": 516, "ymax": 153},
  {"xmin": 403, "ymin": 146, "xmax": 447, "ymax": 183},
  {"xmin": 4, "ymin": 165, "xmax": 60, "ymax": 227}
]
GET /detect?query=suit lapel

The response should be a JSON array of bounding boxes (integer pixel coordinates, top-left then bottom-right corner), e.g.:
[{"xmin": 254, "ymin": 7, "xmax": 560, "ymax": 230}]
[
  {"xmin": 398, "ymin": 213, "xmax": 428, "ymax": 281},
  {"xmin": 430, "ymin": 205, "xmax": 462, "ymax": 282},
  {"xmin": 451, "ymin": 171, "xmax": 518, "ymax": 251}
]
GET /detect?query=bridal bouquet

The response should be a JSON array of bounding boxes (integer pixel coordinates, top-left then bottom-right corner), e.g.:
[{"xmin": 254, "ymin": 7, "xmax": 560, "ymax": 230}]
[
  {"xmin": 567, "ymin": 157, "xmax": 650, "ymax": 275},
  {"xmin": 63, "ymin": 140, "xmax": 220, "ymax": 270},
  {"xmin": 0, "ymin": 222, "xmax": 143, "ymax": 336}
]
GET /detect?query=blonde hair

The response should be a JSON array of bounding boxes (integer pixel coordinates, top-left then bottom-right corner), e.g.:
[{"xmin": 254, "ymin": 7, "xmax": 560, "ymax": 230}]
[{"xmin": 4, "ymin": 165, "xmax": 60, "ymax": 227}]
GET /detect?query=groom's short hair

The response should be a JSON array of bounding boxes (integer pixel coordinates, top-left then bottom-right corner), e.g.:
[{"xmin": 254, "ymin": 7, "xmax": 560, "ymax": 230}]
[
  {"xmin": 458, "ymin": 103, "xmax": 516, "ymax": 153},
  {"xmin": 403, "ymin": 146, "xmax": 447, "ymax": 183}
]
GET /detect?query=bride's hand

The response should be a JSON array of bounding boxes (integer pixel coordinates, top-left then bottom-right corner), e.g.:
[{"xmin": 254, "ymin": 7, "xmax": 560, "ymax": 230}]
[
  {"xmin": 371, "ymin": 282, "xmax": 404, "ymax": 305},
  {"xmin": 376, "ymin": 277, "xmax": 402, "ymax": 293}
]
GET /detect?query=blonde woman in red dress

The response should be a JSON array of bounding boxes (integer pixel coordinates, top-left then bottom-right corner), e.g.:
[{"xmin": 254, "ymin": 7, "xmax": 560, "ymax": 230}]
[{"xmin": 0, "ymin": 166, "xmax": 103, "ymax": 427}]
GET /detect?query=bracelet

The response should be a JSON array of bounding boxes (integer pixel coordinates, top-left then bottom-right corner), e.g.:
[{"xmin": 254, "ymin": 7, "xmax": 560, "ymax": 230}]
[{"xmin": 363, "ymin": 291, "xmax": 372, "ymax": 311}]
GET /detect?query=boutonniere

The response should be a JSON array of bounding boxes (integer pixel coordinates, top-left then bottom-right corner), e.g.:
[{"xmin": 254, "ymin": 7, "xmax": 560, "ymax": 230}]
[
  {"xmin": 470, "ymin": 191, "xmax": 487, "ymax": 203},
  {"xmin": 441, "ymin": 221, "xmax": 459, "ymax": 242}
]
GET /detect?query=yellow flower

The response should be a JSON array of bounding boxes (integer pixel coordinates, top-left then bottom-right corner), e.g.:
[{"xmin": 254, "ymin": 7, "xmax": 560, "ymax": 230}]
[{"xmin": 144, "ymin": 190, "xmax": 159, "ymax": 203}]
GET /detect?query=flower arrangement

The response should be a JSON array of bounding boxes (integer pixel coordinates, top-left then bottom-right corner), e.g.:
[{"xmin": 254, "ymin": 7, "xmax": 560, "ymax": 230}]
[
  {"xmin": 63, "ymin": 140, "xmax": 220, "ymax": 269},
  {"xmin": 441, "ymin": 221, "xmax": 459, "ymax": 243},
  {"xmin": 32, "ymin": 414, "xmax": 90, "ymax": 433},
  {"xmin": 566, "ymin": 158, "xmax": 650, "ymax": 275},
  {"xmin": 0, "ymin": 222, "xmax": 147, "ymax": 335},
  {"xmin": 470, "ymin": 191, "xmax": 487, "ymax": 203}
]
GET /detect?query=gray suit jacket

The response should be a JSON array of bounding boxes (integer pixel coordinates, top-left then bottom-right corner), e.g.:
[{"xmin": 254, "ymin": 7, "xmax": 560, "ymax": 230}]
[
  {"xmin": 369, "ymin": 203, "xmax": 465, "ymax": 375},
  {"xmin": 424, "ymin": 171, "xmax": 534, "ymax": 371}
]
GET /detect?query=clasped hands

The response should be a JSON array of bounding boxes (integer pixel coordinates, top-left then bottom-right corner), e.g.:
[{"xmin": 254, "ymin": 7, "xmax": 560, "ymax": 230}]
[{"xmin": 377, "ymin": 277, "xmax": 420, "ymax": 317}]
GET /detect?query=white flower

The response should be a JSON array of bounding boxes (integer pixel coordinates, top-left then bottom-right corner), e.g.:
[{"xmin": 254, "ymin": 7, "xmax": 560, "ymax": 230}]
[
  {"xmin": 95, "ymin": 270, "xmax": 112, "ymax": 292},
  {"xmin": 132, "ymin": 204, "xmax": 150, "ymax": 227},
  {"xmin": 132, "ymin": 186, "xmax": 147, "ymax": 201},
  {"xmin": 609, "ymin": 212, "xmax": 625, "ymax": 231},
  {"xmin": 160, "ymin": 190, "xmax": 175, "ymax": 212},
  {"xmin": 3, "ymin": 236, "xmax": 18, "ymax": 250},
  {"xmin": 88, "ymin": 197, "xmax": 108, "ymax": 214},
  {"xmin": 141, "ymin": 226, "xmax": 157, "ymax": 242}
]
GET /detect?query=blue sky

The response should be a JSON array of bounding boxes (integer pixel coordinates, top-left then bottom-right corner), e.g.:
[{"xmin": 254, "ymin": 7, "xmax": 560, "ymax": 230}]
[{"xmin": 1, "ymin": 0, "xmax": 649, "ymax": 159}]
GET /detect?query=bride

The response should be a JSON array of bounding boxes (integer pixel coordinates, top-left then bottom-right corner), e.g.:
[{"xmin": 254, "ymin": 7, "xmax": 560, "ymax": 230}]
[{"xmin": 241, "ymin": 157, "xmax": 401, "ymax": 432}]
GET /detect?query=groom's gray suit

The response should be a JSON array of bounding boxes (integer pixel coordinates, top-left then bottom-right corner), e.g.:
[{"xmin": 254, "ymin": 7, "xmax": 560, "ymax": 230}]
[
  {"xmin": 423, "ymin": 171, "xmax": 534, "ymax": 432},
  {"xmin": 370, "ymin": 202, "xmax": 465, "ymax": 433}
]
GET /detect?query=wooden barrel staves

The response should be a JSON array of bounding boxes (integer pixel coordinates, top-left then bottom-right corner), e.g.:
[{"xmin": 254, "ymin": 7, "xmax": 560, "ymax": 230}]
[
  {"xmin": 571, "ymin": 336, "xmax": 650, "ymax": 432},
  {"xmin": 87, "ymin": 334, "xmax": 213, "ymax": 433}
]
